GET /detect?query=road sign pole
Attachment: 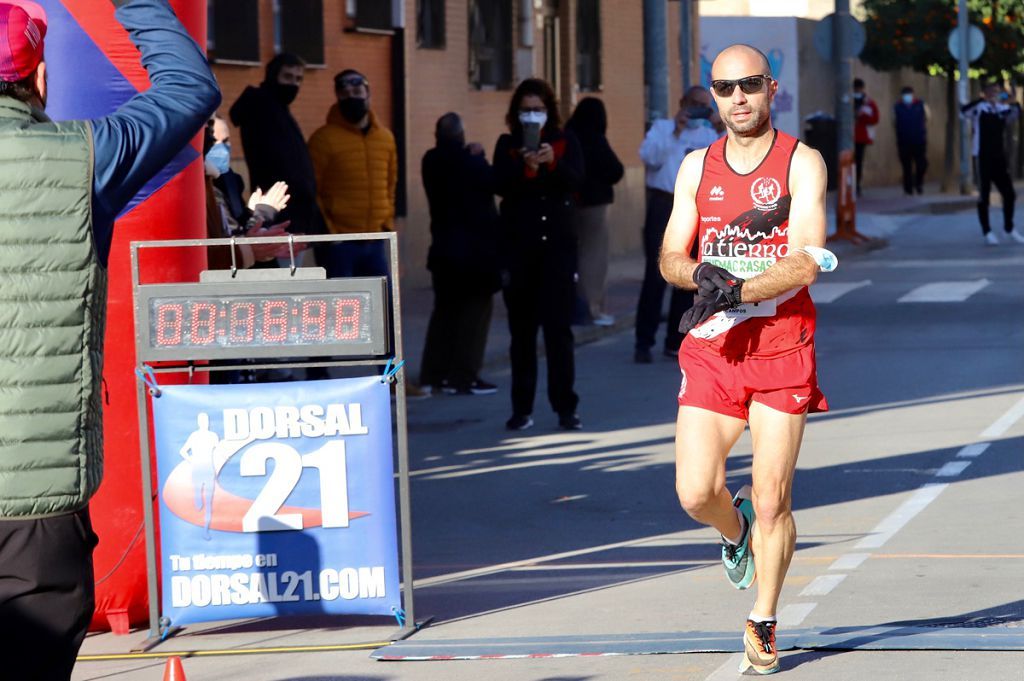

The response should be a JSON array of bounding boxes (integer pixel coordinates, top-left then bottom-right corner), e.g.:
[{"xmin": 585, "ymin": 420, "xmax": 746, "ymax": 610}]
[{"xmin": 958, "ymin": 0, "xmax": 973, "ymax": 194}]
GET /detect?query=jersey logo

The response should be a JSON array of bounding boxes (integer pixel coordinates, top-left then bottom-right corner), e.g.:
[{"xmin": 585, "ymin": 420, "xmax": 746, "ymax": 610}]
[
  {"xmin": 792, "ymin": 394, "xmax": 809, "ymax": 404},
  {"xmin": 709, "ymin": 185, "xmax": 725, "ymax": 201},
  {"xmin": 751, "ymin": 177, "xmax": 782, "ymax": 211}
]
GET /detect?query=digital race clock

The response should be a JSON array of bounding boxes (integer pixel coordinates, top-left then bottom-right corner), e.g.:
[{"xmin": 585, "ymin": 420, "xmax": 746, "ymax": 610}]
[{"xmin": 135, "ymin": 277, "xmax": 389, "ymax": 361}]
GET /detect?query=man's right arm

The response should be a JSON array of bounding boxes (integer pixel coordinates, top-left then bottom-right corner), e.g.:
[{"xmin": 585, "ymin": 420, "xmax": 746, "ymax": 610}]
[
  {"xmin": 658, "ymin": 148, "xmax": 706, "ymax": 291},
  {"xmin": 91, "ymin": 0, "xmax": 222, "ymax": 250}
]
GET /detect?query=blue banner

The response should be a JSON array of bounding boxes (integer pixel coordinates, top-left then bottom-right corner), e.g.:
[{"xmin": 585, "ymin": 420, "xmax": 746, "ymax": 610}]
[{"xmin": 151, "ymin": 377, "xmax": 400, "ymax": 626}]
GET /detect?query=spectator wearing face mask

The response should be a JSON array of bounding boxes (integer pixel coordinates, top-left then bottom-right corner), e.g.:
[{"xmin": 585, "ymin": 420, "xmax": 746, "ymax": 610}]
[
  {"xmin": 206, "ymin": 115, "xmax": 246, "ymax": 226},
  {"xmin": 852, "ymin": 78, "xmax": 879, "ymax": 196},
  {"xmin": 634, "ymin": 86, "xmax": 722, "ymax": 364},
  {"xmin": 308, "ymin": 69, "xmax": 398, "ymax": 278},
  {"xmin": 229, "ymin": 53, "xmax": 326, "ymax": 238},
  {"xmin": 893, "ymin": 85, "xmax": 929, "ymax": 196}
]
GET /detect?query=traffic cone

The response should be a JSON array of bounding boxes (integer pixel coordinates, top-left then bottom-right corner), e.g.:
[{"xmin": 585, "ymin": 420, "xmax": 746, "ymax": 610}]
[{"xmin": 162, "ymin": 656, "xmax": 186, "ymax": 681}]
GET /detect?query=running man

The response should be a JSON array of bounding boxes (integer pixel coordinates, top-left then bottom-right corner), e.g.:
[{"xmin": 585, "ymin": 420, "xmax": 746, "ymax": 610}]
[
  {"xmin": 659, "ymin": 44, "xmax": 829, "ymax": 674},
  {"xmin": 180, "ymin": 412, "xmax": 220, "ymax": 539}
]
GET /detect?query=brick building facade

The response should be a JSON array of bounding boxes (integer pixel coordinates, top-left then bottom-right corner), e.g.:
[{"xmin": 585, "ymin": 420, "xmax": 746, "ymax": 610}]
[{"xmin": 210, "ymin": 1, "xmax": 696, "ymax": 284}]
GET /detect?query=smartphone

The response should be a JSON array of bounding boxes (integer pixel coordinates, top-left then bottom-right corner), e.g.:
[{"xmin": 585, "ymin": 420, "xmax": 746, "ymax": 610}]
[{"xmin": 522, "ymin": 122, "xmax": 541, "ymax": 152}]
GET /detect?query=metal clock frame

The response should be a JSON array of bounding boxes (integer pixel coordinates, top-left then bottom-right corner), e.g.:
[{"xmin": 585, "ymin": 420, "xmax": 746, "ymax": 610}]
[{"xmin": 129, "ymin": 232, "xmax": 421, "ymax": 650}]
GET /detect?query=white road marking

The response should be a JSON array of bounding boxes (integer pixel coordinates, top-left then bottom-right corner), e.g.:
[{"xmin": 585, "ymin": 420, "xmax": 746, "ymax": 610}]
[
  {"xmin": 897, "ymin": 279, "xmax": 990, "ymax": 303},
  {"xmin": 956, "ymin": 443, "xmax": 991, "ymax": 458},
  {"xmin": 829, "ymin": 552, "xmax": 870, "ymax": 571},
  {"xmin": 935, "ymin": 460, "xmax": 972, "ymax": 477},
  {"xmin": 704, "ymin": 653, "xmax": 745, "ymax": 680},
  {"xmin": 980, "ymin": 395, "xmax": 1024, "ymax": 438},
  {"xmin": 809, "ymin": 280, "xmax": 871, "ymax": 303},
  {"xmin": 855, "ymin": 483, "xmax": 949, "ymax": 549},
  {"xmin": 778, "ymin": 602, "xmax": 818, "ymax": 626},
  {"xmin": 799, "ymin": 573, "xmax": 847, "ymax": 597}
]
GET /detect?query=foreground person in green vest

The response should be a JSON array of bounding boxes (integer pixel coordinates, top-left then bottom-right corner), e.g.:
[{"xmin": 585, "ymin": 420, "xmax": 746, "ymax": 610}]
[{"xmin": 0, "ymin": 1, "xmax": 219, "ymax": 677}]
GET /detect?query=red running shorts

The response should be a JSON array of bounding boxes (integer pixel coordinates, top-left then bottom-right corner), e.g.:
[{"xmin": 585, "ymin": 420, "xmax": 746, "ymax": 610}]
[{"xmin": 676, "ymin": 339, "xmax": 828, "ymax": 420}]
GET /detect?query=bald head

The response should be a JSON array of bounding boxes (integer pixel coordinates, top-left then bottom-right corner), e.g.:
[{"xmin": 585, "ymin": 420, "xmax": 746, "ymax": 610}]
[{"xmin": 711, "ymin": 44, "xmax": 772, "ymax": 81}]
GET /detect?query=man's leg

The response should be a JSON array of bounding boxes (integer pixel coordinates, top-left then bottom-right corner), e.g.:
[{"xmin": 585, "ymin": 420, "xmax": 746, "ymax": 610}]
[
  {"xmin": 897, "ymin": 144, "xmax": 913, "ymax": 194},
  {"xmin": 746, "ymin": 401, "xmax": 807, "ymax": 618},
  {"xmin": 0, "ymin": 509, "xmax": 97, "ymax": 680},
  {"xmin": 504, "ymin": 285, "xmax": 541, "ymax": 419},
  {"xmin": 977, "ymin": 159, "xmax": 993, "ymax": 235},
  {"xmin": 635, "ymin": 192, "xmax": 673, "ymax": 356},
  {"xmin": 991, "ymin": 162, "xmax": 1017, "ymax": 233},
  {"xmin": 674, "ymin": 406, "xmax": 747, "ymax": 538}
]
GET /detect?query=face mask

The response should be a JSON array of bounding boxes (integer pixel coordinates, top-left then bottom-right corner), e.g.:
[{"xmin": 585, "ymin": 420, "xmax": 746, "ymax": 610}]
[
  {"xmin": 901, "ymin": 94, "xmax": 914, "ymax": 106},
  {"xmin": 518, "ymin": 111, "xmax": 548, "ymax": 128},
  {"xmin": 853, "ymin": 93, "xmax": 865, "ymax": 103},
  {"xmin": 686, "ymin": 105, "xmax": 712, "ymax": 120},
  {"xmin": 998, "ymin": 92, "xmax": 1010, "ymax": 102},
  {"xmin": 339, "ymin": 97, "xmax": 369, "ymax": 124},
  {"xmin": 206, "ymin": 142, "xmax": 231, "ymax": 176},
  {"xmin": 271, "ymin": 82, "xmax": 299, "ymax": 106}
]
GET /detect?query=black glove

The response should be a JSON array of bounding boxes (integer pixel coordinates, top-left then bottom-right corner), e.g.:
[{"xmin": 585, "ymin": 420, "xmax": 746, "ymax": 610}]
[
  {"xmin": 678, "ymin": 287, "xmax": 735, "ymax": 335},
  {"xmin": 692, "ymin": 262, "xmax": 744, "ymax": 308}
]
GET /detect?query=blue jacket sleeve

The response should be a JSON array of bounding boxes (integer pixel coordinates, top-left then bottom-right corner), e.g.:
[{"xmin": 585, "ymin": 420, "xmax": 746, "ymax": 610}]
[{"xmin": 90, "ymin": 0, "xmax": 222, "ymax": 265}]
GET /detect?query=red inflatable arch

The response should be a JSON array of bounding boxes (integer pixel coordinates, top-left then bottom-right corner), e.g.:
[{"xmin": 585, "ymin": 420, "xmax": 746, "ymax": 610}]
[{"xmin": 37, "ymin": 0, "xmax": 208, "ymax": 633}]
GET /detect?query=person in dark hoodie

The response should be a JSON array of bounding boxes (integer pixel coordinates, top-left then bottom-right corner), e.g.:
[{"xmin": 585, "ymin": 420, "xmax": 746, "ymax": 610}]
[
  {"xmin": 229, "ymin": 53, "xmax": 325, "ymax": 238},
  {"xmin": 418, "ymin": 112, "xmax": 501, "ymax": 396},
  {"xmin": 566, "ymin": 97, "xmax": 624, "ymax": 326},
  {"xmin": 494, "ymin": 78, "xmax": 585, "ymax": 432}
]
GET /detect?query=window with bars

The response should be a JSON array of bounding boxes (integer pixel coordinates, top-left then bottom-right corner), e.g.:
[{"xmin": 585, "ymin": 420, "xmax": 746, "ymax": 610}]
[
  {"xmin": 208, "ymin": 0, "xmax": 260, "ymax": 64},
  {"xmin": 469, "ymin": 0, "xmax": 513, "ymax": 90},
  {"xmin": 417, "ymin": 0, "xmax": 446, "ymax": 49},
  {"xmin": 576, "ymin": 0, "xmax": 601, "ymax": 92},
  {"xmin": 276, "ymin": 0, "xmax": 325, "ymax": 66}
]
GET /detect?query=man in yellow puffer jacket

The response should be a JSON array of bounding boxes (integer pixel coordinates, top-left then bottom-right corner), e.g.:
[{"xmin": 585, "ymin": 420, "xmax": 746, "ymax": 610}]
[{"xmin": 308, "ymin": 69, "xmax": 397, "ymax": 277}]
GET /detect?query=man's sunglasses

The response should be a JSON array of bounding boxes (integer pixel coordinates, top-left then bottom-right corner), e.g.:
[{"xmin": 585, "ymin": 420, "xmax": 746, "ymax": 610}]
[
  {"xmin": 337, "ymin": 76, "xmax": 368, "ymax": 89},
  {"xmin": 710, "ymin": 75, "xmax": 771, "ymax": 97}
]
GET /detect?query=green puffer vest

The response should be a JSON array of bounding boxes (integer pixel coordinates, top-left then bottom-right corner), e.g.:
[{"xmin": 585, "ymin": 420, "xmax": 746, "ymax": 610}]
[{"xmin": 0, "ymin": 97, "xmax": 105, "ymax": 519}]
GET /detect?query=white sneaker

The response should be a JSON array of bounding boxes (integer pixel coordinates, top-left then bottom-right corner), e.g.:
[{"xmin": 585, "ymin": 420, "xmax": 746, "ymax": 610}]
[
  {"xmin": 985, "ymin": 232, "xmax": 1000, "ymax": 246},
  {"xmin": 1009, "ymin": 230, "xmax": 1024, "ymax": 244},
  {"xmin": 592, "ymin": 313, "xmax": 615, "ymax": 327}
]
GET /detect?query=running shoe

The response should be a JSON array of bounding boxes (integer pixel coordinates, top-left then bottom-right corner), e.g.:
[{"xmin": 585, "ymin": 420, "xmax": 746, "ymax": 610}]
[
  {"xmin": 739, "ymin": 619, "xmax": 780, "ymax": 675},
  {"xmin": 1009, "ymin": 230, "xmax": 1024, "ymax": 244},
  {"xmin": 721, "ymin": 484, "xmax": 755, "ymax": 590},
  {"xmin": 558, "ymin": 413, "xmax": 583, "ymax": 430},
  {"xmin": 985, "ymin": 232, "xmax": 1000, "ymax": 246},
  {"xmin": 455, "ymin": 379, "xmax": 498, "ymax": 396},
  {"xmin": 506, "ymin": 414, "xmax": 534, "ymax": 431}
]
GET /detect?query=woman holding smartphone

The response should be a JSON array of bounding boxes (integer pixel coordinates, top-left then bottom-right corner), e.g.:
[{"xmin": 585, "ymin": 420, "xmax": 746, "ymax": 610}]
[{"xmin": 493, "ymin": 78, "xmax": 585, "ymax": 431}]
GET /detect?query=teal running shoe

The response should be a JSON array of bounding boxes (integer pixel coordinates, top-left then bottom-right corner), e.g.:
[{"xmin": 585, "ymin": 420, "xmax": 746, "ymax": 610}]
[{"xmin": 721, "ymin": 484, "xmax": 755, "ymax": 590}]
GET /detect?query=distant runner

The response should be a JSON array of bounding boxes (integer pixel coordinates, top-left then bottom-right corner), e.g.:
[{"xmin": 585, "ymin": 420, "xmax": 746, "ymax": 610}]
[{"xmin": 659, "ymin": 44, "xmax": 831, "ymax": 675}]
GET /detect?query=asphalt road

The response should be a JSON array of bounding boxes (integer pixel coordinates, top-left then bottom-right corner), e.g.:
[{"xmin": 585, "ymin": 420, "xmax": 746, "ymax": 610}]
[{"xmin": 74, "ymin": 207, "xmax": 1024, "ymax": 680}]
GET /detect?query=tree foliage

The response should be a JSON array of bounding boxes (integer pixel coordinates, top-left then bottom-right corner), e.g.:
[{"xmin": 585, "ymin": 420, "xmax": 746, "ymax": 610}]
[{"xmin": 860, "ymin": 0, "xmax": 1024, "ymax": 82}]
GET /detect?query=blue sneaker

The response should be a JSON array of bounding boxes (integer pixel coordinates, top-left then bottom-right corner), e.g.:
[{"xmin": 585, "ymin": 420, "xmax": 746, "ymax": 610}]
[{"xmin": 721, "ymin": 484, "xmax": 755, "ymax": 590}]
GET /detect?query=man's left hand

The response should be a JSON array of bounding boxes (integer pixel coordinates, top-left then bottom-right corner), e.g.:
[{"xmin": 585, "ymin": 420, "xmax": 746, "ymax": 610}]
[{"xmin": 678, "ymin": 287, "xmax": 736, "ymax": 335}]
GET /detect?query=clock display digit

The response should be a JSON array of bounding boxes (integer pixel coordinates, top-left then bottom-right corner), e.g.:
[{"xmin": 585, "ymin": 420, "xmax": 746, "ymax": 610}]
[
  {"xmin": 154, "ymin": 303, "xmax": 184, "ymax": 346},
  {"xmin": 301, "ymin": 299, "xmax": 328, "ymax": 341},
  {"xmin": 229, "ymin": 302, "xmax": 256, "ymax": 343},
  {"xmin": 262, "ymin": 300, "xmax": 289, "ymax": 343}
]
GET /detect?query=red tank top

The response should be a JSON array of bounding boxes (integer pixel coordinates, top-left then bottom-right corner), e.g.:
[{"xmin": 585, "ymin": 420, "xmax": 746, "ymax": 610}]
[{"xmin": 691, "ymin": 130, "xmax": 815, "ymax": 358}]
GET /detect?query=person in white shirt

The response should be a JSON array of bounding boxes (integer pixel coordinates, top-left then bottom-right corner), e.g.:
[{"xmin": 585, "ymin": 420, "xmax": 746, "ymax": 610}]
[
  {"xmin": 634, "ymin": 86, "xmax": 722, "ymax": 363},
  {"xmin": 961, "ymin": 81, "xmax": 1022, "ymax": 245}
]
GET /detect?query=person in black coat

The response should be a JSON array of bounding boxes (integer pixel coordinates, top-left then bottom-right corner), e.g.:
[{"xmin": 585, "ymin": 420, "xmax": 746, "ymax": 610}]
[
  {"xmin": 566, "ymin": 97, "xmax": 624, "ymax": 325},
  {"xmin": 229, "ymin": 53, "xmax": 325, "ymax": 237},
  {"xmin": 494, "ymin": 78, "xmax": 585, "ymax": 431},
  {"xmin": 419, "ymin": 113, "xmax": 502, "ymax": 395}
]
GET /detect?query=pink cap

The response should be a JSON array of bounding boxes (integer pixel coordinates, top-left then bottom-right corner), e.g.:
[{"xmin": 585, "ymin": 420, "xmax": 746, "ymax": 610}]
[{"xmin": 0, "ymin": 1, "xmax": 47, "ymax": 83}]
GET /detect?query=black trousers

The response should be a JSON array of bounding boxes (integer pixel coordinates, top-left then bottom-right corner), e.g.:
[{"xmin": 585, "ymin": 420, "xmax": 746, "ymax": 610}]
[
  {"xmin": 976, "ymin": 154, "xmax": 1017, "ymax": 234},
  {"xmin": 635, "ymin": 190, "xmax": 693, "ymax": 353},
  {"xmin": 854, "ymin": 142, "xmax": 867, "ymax": 193},
  {"xmin": 419, "ymin": 271, "xmax": 494, "ymax": 388},
  {"xmin": 503, "ymin": 275, "xmax": 578, "ymax": 417},
  {"xmin": 897, "ymin": 143, "xmax": 927, "ymax": 194},
  {"xmin": 0, "ymin": 507, "xmax": 97, "ymax": 681}
]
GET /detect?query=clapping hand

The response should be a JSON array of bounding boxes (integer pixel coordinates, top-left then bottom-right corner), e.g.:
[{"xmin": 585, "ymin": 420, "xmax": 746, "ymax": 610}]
[{"xmin": 248, "ymin": 181, "xmax": 291, "ymax": 213}]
